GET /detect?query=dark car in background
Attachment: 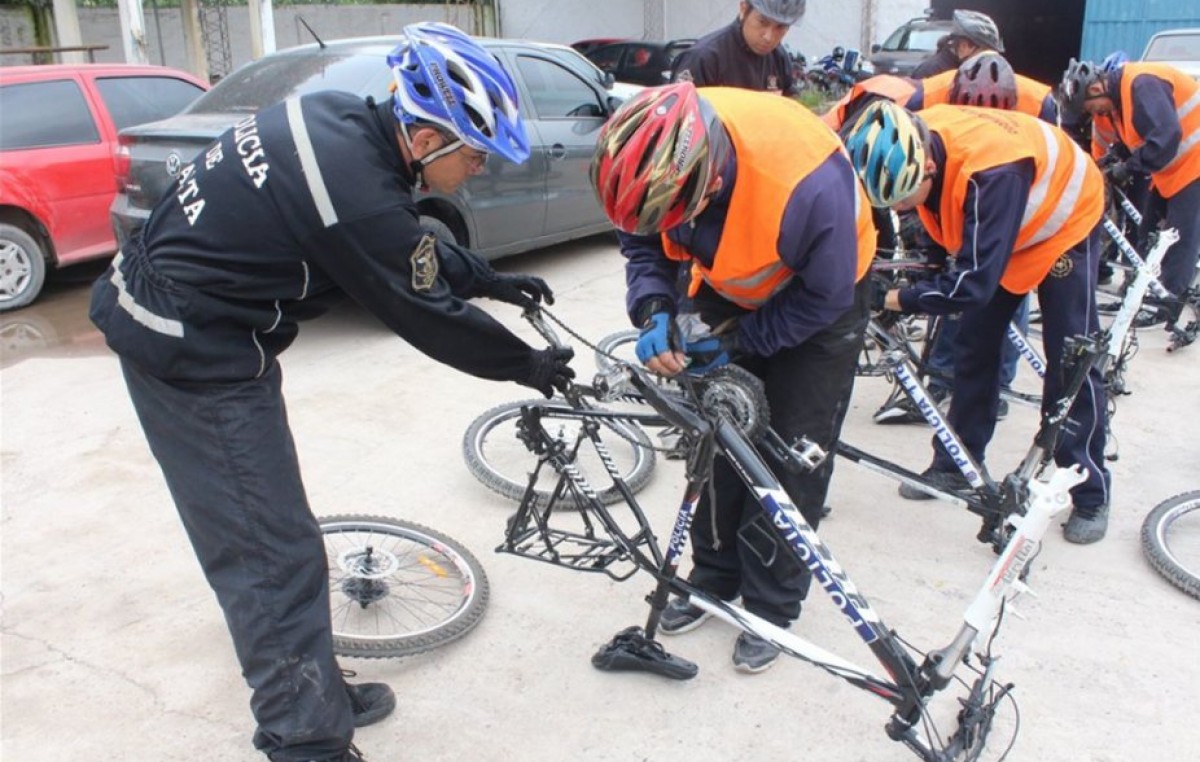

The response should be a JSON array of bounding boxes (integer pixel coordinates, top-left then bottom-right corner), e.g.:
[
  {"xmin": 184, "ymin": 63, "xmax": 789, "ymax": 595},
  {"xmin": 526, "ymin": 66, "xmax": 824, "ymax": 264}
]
[
  {"xmin": 584, "ymin": 39, "xmax": 696, "ymax": 86},
  {"xmin": 0, "ymin": 64, "xmax": 207, "ymax": 311},
  {"xmin": 570, "ymin": 38, "xmax": 627, "ymax": 56},
  {"xmin": 869, "ymin": 17, "xmax": 954, "ymax": 76},
  {"xmin": 111, "ymin": 36, "xmax": 636, "ymax": 259}
]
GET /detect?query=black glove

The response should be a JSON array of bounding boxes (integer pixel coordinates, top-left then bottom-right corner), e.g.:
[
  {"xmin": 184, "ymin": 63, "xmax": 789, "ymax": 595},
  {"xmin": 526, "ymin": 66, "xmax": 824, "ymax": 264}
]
[
  {"xmin": 480, "ymin": 273, "xmax": 555, "ymax": 308},
  {"xmin": 1104, "ymin": 160, "xmax": 1132, "ymax": 188},
  {"xmin": 524, "ymin": 347, "xmax": 575, "ymax": 398}
]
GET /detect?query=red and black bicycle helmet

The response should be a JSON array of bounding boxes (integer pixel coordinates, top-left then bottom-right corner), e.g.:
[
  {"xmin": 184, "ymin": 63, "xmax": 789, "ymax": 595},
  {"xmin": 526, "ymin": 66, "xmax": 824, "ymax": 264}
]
[{"xmin": 589, "ymin": 83, "xmax": 731, "ymax": 235}]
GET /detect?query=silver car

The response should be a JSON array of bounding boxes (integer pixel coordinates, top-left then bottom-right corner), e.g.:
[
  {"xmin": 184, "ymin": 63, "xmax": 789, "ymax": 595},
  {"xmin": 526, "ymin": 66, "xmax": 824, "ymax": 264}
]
[{"xmin": 111, "ymin": 36, "xmax": 635, "ymax": 258}]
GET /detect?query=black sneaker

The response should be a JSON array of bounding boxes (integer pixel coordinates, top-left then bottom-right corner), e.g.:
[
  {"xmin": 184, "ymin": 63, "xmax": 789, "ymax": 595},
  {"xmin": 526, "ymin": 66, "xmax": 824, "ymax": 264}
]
[
  {"xmin": 1063, "ymin": 504, "xmax": 1109, "ymax": 544},
  {"xmin": 1133, "ymin": 306, "xmax": 1167, "ymax": 328},
  {"xmin": 898, "ymin": 467, "xmax": 972, "ymax": 500},
  {"xmin": 659, "ymin": 597, "xmax": 712, "ymax": 635},
  {"xmin": 346, "ymin": 680, "xmax": 395, "ymax": 728},
  {"xmin": 310, "ymin": 743, "xmax": 368, "ymax": 762},
  {"xmin": 732, "ymin": 632, "xmax": 780, "ymax": 674}
]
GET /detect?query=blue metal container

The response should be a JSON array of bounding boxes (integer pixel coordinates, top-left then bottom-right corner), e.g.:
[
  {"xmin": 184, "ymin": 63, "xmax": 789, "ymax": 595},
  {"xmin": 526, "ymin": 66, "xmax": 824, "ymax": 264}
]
[{"xmin": 1082, "ymin": 0, "xmax": 1200, "ymax": 61}]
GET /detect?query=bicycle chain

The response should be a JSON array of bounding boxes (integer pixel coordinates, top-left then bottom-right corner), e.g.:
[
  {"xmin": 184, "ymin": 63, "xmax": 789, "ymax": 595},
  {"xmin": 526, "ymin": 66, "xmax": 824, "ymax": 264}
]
[{"xmin": 537, "ymin": 307, "xmax": 696, "ymax": 456}]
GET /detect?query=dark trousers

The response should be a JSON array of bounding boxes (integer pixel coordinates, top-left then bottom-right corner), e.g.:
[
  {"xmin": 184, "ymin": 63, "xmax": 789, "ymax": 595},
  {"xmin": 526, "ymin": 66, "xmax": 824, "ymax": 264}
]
[
  {"xmin": 930, "ymin": 229, "xmax": 1111, "ymax": 510},
  {"xmin": 687, "ymin": 280, "xmax": 870, "ymax": 626},
  {"xmin": 119, "ymin": 359, "xmax": 353, "ymax": 762},
  {"xmin": 926, "ymin": 296, "xmax": 1030, "ymax": 392},
  {"xmin": 1142, "ymin": 178, "xmax": 1200, "ymax": 299}
]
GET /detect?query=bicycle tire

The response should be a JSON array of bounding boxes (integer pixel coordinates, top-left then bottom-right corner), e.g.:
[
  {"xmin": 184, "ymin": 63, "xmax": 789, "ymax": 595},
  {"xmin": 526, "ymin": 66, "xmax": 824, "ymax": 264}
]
[
  {"xmin": 320, "ymin": 515, "xmax": 489, "ymax": 658},
  {"xmin": 594, "ymin": 328, "xmax": 639, "ymax": 371},
  {"xmin": 463, "ymin": 399, "xmax": 655, "ymax": 507},
  {"xmin": 1140, "ymin": 491, "xmax": 1200, "ymax": 600}
]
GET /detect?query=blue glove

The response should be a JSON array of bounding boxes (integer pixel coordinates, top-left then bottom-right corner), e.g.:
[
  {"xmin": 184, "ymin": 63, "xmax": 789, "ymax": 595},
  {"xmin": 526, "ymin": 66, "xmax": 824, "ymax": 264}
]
[
  {"xmin": 684, "ymin": 333, "xmax": 740, "ymax": 374},
  {"xmin": 635, "ymin": 312, "xmax": 681, "ymax": 364}
]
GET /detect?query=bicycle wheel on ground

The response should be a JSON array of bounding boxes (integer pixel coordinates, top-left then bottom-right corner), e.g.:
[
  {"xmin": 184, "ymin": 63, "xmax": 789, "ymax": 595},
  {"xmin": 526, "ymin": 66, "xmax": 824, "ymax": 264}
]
[
  {"xmin": 463, "ymin": 399, "xmax": 655, "ymax": 507},
  {"xmin": 1140, "ymin": 491, "xmax": 1200, "ymax": 600},
  {"xmin": 320, "ymin": 515, "xmax": 489, "ymax": 658},
  {"xmin": 594, "ymin": 328, "xmax": 640, "ymax": 371}
]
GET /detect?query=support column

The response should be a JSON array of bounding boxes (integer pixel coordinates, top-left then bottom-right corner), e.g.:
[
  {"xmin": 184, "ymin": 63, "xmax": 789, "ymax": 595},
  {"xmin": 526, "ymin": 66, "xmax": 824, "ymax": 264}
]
[
  {"xmin": 116, "ymin": 0, "xmax": 149, "ymax": 63},
  {"xmin": 180, "ymin": 0, "xmax": 208, "ymax": 82},
  {"xmin": 247, "ymin": 0, "xmax": 277, "ymax": 59},
  {"xmin": 50, "ymin": 0, "xmax": 85, "ymax": 64}
]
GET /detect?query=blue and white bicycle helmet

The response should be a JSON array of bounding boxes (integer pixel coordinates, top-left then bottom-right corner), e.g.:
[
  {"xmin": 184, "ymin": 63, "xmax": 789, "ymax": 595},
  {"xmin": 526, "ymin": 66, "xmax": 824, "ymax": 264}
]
[
  {"xmin": 387, "ymin": 22, "xmax": 529, "ymax": 167},
  {"xmin": 1100, "ymin": 50, "xmax": 1129, "ymax": 74},
  {"xmin": 842, "ymin": 100, "xmax": 928, "ymax": 208}
]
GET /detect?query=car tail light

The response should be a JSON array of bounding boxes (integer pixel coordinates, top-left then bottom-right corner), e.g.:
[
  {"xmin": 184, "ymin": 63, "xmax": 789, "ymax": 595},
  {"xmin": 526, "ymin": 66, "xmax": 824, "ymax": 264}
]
[{"xmin": 113, "ymin": 137, "xmax": 131, "ymax": 192}]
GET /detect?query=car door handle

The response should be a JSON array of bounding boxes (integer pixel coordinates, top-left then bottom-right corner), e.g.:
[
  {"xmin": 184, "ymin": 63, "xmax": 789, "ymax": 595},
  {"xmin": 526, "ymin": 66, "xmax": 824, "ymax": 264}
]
[{"xmin": 545, "ymin": 144, "xmax": 567, "ymax": 160}]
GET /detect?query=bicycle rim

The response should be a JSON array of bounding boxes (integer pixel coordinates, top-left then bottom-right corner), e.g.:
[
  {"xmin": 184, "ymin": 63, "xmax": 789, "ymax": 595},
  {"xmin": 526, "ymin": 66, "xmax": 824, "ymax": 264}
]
[
  {"xmin": 462, "ymin": 399, "xmax": 655, "ymax": 508},
  {"xmin": 1140, "ymin": 491, "xmax": 1200, "ymax": 600},
  {"xmin": 320, "ymin": 515, "xmax": 490, "ymax": 658}
]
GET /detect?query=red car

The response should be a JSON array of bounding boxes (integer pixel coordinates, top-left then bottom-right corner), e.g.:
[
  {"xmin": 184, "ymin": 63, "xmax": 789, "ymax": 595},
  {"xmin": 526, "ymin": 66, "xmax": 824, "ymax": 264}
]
[{"xmin": 0, "ymin": 64, "xmax": 208, "ymax": 311}]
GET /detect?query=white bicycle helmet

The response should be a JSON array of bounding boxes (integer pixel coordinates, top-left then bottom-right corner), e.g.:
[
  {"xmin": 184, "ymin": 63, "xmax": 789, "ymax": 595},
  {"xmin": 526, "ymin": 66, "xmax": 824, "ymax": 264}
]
[
  {"xmin": 950, "ymin": 9, "xmax": 1004, "ymax": 53},
  {"xmin": 387, "ymin": 22, "xmax": 529, "ymax": 167},
  {"xmin": 747, "ymin": 0, "xmax": 807, "ymax": 25}
]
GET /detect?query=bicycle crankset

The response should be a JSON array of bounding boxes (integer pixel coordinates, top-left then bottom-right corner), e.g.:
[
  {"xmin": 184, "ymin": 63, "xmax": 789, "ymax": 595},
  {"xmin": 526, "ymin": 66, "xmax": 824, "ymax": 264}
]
[{"xmin": 693, "ymin": 365, "xmax": 770, "ymax": 439}]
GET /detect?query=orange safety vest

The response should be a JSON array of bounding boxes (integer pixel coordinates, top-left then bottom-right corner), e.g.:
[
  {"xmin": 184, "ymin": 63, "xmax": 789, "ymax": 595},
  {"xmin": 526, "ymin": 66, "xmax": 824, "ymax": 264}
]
[
  {"xmin": 1115, "ymin": 63, "xmax": 1200, "ymax": 197},
  {"xmin": 662, "ymin": 87, "xmax": 874, "ymax": 310},
  {"xmin": 820, "ymin": 75, "xmax": 918, "ymax": 130},
  {"xmin": 920, "ymin": 69, "xmax": 1052, "ymax": 120},
  {"xmin": 916, "ymin": 105, "xmax": 1105, "ymax": 294},
  {"xmin": 1091, "ymin": 113, "xmax": 1121, "ymax": 161}
]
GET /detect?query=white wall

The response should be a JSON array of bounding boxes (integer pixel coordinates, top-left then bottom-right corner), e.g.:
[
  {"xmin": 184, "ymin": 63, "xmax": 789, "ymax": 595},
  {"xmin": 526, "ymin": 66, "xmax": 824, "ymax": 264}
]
[
  {"xmin": 497, "ymin": 0, "xmax": 930, "ymax": 60},
  {"xmin": 1, "ymin": 1, "xmax": 931, "ymax": 72}
]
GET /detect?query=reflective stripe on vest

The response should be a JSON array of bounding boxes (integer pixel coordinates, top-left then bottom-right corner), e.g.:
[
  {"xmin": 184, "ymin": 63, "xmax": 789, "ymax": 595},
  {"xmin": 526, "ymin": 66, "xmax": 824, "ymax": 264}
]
[
  {"xmin": 662, "ymin": 87, "xmax": 874, "ymax": 309},
  {"xmin": 1117, "ymin": 63, "xmax": 1200, "ymax": 198},
  {"xmin": 916, "ymin": 106, "xmax": 1104, "ymax": 294}
]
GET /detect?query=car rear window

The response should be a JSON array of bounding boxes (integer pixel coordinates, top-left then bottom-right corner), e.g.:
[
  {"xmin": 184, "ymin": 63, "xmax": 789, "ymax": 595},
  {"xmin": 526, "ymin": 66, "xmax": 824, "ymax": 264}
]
[
  {"xmin": 95, "ymin": 76, "xmax": 207, "ymax": 131},
  {"xmin": 0, "ymin": 79, "xmax": 99, "ymax": 150},
  {"xmin": 1144, "ymin": 33, "xmax": 1200, "ymax": 61},
  {"xmin": 882, "ymin": 25, "xmax": 948, "ymax": 53},
  {"xmin": 187, "ymin": 51, "xmax": 392, "ymax": 114}
]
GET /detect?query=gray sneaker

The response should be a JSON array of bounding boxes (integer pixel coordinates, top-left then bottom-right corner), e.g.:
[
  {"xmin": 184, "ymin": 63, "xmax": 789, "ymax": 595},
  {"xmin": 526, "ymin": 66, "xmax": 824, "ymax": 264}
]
[
  {"xmin": 659, "ymin": 597, "xmax": 711, "ymax": 635},
  {"xmin": 732, "ymin": 632, "xmax": 780, "ymax": 673},
  {"xmin": 898, "ymin": 467, "xmax": 972, "ymax": 500},
  {"xmin": 1063, "ymin": 504, "xmax": 1109, "ymax": 544}
]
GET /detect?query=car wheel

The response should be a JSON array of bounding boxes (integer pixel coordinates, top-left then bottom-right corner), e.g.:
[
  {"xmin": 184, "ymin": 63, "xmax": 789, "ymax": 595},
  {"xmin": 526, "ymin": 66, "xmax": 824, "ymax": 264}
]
[
  {"xmin": 419, "ymin": 215, "xmax": 459, "ymax": 246},
  {"xmin": 0, "ymin": 223, "xmax": 48, "ymax": 312}
]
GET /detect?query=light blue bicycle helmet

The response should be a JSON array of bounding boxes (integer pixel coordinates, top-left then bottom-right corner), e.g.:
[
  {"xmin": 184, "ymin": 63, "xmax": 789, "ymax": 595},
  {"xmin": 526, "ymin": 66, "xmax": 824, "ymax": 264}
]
[
  {"xmin": 387, "ymin": 22, "xmax": 529, "ymax": 167},
  {"xmin": 841, "ymin": 100, "xmax": 928, "ymax": 208}
]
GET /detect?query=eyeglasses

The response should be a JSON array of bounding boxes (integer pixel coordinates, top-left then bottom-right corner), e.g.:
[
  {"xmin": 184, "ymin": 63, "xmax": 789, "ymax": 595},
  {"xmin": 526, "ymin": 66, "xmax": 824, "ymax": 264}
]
[{"xmin": 459, "ymin": 147, "xmax": 489, "ymax": 171}]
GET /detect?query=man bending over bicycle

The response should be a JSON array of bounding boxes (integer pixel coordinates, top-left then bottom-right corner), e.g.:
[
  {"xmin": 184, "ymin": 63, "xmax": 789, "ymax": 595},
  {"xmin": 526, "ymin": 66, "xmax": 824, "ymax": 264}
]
[
  {"xmin": 589, "ymin": 83, "xmax": 874, "ymax": 673},
  {"xmin": 844, "ymin": 101, "xmax": 1112, "ymax": 544},
  {"xmin": 88, "ymin": 23, "xmax": 572, "ymax": 762}
]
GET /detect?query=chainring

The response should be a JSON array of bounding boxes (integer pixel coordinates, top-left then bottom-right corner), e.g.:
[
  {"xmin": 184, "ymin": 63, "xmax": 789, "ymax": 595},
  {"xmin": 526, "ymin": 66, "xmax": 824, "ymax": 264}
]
[{"xmin": 693, "ymin": 365, "xmax": 770, "ymax": 439}]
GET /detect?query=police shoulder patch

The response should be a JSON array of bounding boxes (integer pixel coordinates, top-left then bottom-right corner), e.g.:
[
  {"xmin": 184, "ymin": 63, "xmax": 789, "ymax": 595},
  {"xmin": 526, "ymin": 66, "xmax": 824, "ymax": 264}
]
[
  {"xmin": 410, "ymin": 233, "xmax": 439, "ymax": 292},
  {"xmin": 1049, "ymin": 252, "xmax": 1074, "ymax": 278}
]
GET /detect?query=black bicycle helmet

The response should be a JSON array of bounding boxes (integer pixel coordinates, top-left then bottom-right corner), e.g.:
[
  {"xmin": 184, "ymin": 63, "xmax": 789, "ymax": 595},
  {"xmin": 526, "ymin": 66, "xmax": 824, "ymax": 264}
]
[
  {"xmin": 951, "ymin": 52, "xmax": 1018, "ymax": 110},
  {"xmin": 1059, "ymin": 58, "xmax": 1104, "ymax": 120},
  {"xmin": 950, "ymin": 9, "xmax": 1004, "ymax": 53}
]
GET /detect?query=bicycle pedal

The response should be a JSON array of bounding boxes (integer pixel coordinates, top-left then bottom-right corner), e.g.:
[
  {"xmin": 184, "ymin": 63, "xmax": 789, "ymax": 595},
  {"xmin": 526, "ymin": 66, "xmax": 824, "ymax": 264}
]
[{"xmin": 591, "ymin": 626, "xmax": 699, "ymax": 680}]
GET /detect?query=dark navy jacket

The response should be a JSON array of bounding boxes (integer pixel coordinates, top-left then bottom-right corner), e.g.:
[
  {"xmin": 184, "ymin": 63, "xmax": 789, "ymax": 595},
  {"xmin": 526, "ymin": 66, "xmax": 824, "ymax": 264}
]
[
  {"xmin": 670, "ymin": 20, "xmax": 796, "ymax": 94},
  {"xmin": 90, "ymin": 91, "xmax": 533, "ymax": 382}
]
